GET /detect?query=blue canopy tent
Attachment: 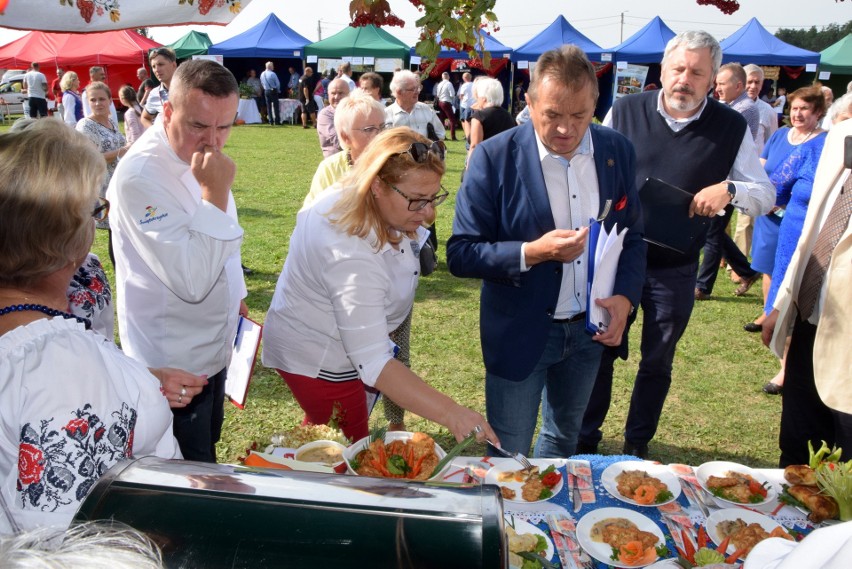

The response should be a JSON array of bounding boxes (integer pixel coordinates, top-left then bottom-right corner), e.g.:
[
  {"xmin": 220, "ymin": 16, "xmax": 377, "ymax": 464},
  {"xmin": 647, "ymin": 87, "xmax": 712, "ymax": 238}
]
[
  {"xmin": 511, "ymin": 15, "xmax": 603, "ymax": 63},
  {"xmin": 413, "ymin": 29, "xmax": 513, "ymax": 61},
  {"xmin": 208, "ymin": 13, "xmax": 309, "ymax": 58},
  {"xmin": 719, "ymin": 18, "xmax": 820, "ymax": 65},
  {"xmin": 603, "ymin": 16, "xmax": 675, "ymax": 63}
]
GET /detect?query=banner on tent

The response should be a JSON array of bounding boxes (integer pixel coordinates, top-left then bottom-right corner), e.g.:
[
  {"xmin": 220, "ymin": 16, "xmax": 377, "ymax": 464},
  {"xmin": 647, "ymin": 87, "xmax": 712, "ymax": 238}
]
[{"xmin": 0, "ymin": 0, "xmax": 250, "ymax": 32}]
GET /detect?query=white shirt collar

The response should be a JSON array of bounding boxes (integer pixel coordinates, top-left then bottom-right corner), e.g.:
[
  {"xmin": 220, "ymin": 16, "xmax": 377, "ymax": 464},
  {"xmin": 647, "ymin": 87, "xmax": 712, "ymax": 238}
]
[
  {"xmin": 655, "ymin": 90, "xmax": 708, "ymax": 128},
  {"xmin": 534, "ymin": 127, "xmax": 593, "ymax": 164}
]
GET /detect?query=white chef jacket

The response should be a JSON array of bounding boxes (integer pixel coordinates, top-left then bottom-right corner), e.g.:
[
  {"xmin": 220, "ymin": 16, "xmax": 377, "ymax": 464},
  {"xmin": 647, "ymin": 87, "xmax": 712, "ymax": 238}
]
[{"xmin": 106, "ymin": 122, "xmax": 246, "ymax": 376}]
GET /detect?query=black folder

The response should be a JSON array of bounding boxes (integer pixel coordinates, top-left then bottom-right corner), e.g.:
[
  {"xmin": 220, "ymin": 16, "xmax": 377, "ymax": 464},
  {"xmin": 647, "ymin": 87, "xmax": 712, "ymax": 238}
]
[{"xmin": 638, "ymin": 177, "xmax": 710, "ymax": 254}]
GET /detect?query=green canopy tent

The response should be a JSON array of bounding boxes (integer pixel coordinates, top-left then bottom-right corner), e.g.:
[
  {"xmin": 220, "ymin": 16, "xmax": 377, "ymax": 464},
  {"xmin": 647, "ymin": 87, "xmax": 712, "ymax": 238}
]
[
  {"xmin": 819, "ymin": 34, "xmax": 852, "ymax": 75},
  {"xmin": 166, "ymin": 30, "xmax": 212, "ymax": 60},
  {"xmin": 305, "ymin": 24, "xmax": 409, "ymax": 70}
]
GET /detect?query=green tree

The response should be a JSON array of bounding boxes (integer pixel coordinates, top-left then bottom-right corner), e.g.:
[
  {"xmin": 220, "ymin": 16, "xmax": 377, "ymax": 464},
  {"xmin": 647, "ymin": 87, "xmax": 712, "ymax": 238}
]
[{"xmin": 776, "ymin": 21, "xmax": 852, "ymax": 52}]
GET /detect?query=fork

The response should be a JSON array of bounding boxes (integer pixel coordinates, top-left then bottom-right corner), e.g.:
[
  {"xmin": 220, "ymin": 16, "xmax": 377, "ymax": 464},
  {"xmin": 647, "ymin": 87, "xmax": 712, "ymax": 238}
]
[{"xmin": 485, "ymin": 439, "xmax": 533, "ymax": 470}]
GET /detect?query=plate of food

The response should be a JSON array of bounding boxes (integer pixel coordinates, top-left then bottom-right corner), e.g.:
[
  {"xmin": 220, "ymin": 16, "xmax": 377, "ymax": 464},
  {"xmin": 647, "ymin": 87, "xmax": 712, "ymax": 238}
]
[
  {"xmin": 695, "ymin": 461, "xmax": 777, "ymax": 507},
  {"xmin": 576, "ymin": 507, "xmax": 665, "ymax": 568},
  {"xmin": 484, "ymin": 460, "xmax": 564, "ymax": 503},
  {"xmin": 506, "ymin": 517, "xmax": 555, "ymax": 569},
  {"xmin": 601, "ymin": 461, "xmax": 681, "ymax": 507},
  {"xmin": 705, "ymin": 508, "xmax": 794, "ymax": 560},
  {"xmin": 342, "ymin": 431, "xmax": 448, "ymax": 481}
]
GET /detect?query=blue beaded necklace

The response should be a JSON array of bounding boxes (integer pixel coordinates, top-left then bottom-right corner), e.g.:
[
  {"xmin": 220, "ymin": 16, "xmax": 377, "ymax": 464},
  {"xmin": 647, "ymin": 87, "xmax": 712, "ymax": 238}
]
[{"xmin": 0, "ymin": 303, "xmax": 91, "ymax": 329}]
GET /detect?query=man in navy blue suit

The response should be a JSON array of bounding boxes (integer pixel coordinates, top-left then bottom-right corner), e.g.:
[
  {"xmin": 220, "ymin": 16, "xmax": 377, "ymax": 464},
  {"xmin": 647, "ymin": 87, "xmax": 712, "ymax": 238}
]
[{"xmin": 446, "ymin": 46, "xmax": 646, "ymax": 458}]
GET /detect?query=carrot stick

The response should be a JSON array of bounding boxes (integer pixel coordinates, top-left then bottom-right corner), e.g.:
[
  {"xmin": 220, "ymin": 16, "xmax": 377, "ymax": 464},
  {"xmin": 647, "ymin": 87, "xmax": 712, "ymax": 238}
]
[
  {"xmin": 716, "ymin": 535, "xmax": 731, "ymax": 554},
  {"xmin": 725, "ymin": 547, "xmax": 748, "ymax": 564}
]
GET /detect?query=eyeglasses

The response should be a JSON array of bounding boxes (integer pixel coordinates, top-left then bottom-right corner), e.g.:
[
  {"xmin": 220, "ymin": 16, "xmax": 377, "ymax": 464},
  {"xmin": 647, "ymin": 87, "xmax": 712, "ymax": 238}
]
[
  {"xmin": 382, "ymin": 179, "xmax": 449, "ymax": 211},
  {"xmin": 92, "ymin": 197, "xmax": 110, "ymax": 222},
  {"xmin": 353, "ymin": 124, "xmax": 385, "ymax": 135},
  {"xmin": 401, "ymin": 141, "xmax": 446, "ymax": 163},
  {"xmin": 399, "ymin": 86, "xmax": 421, "ymax": 93}
]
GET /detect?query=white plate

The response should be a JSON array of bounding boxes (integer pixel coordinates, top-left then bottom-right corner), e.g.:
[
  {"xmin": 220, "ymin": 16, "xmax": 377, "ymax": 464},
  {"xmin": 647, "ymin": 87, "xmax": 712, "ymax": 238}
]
[
  {"xmin": 576, "ymin": 507, "xmax": 665, "ymax": 568},
  {"xmin": 506, "ymin": 517, "xmax": 555, "ymax": 568},
  {"xmin": 342, "ymin": 431, "xmax": 448, "ymax": 481},
  {"xmin": 484, "ymin": 460, "xmax": 565, "ymax": 503},
  {"xmin": 695, "ymin": 461, "xmax": 777, "ymax": 507},
  {"xmin": 600, "ymin": 461, "xmax": 681, "ymax": 507},
  {"xmin": 705, "ymin": 507, "xmax": 784, "ymax": 559}
]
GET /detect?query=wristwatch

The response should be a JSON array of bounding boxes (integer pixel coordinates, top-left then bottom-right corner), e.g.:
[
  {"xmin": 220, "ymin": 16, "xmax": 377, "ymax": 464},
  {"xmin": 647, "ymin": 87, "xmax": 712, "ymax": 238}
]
[{"xmin": 726, "ymin": 182, "xmax": 737, "ymax": 203}]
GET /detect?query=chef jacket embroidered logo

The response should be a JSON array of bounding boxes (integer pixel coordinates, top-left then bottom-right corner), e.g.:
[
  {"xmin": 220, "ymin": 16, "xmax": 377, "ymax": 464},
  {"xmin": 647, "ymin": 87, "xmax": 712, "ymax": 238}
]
[{"xmin": 140, "ymin": 205, "xmax": 168, "ymax": 225}]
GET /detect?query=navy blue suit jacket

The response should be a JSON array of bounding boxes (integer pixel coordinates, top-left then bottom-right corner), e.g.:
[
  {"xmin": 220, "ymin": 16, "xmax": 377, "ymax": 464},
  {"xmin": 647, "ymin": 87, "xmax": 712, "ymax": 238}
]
[{"xmin": 446, "ymin": 122, "xmax": 646, "ymax": 382}]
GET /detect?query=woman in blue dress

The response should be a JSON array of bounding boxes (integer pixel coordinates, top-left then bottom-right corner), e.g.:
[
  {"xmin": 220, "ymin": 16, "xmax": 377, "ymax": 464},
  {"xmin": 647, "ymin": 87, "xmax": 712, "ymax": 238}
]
[
  {"xmin": 748, "ymin": 87, "xmax": 827, "ymax": 394},
  {"xmin": 747, "ymin": 87, "xmax": 827, "ymax": 338}
]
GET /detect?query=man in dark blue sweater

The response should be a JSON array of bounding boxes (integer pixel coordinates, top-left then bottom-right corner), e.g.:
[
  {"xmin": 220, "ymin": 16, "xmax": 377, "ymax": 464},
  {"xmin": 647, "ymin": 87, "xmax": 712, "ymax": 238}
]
[{"xmin": 578, "ymin": 31, "xmax": 773, "ymax": 458}]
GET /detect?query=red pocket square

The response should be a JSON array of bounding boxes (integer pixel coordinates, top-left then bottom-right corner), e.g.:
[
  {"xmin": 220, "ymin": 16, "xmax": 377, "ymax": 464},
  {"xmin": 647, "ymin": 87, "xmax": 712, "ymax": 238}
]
[{"xmin": 614, "ymin": 195, "xmax": 627, "ymax": 211}]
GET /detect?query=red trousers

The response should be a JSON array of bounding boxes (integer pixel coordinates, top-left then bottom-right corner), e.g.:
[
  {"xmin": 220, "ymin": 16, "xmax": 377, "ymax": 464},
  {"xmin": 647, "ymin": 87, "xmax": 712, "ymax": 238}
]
[{"xmin": 276, "ymin": 370, "xmax": 369, "ymax": 441}]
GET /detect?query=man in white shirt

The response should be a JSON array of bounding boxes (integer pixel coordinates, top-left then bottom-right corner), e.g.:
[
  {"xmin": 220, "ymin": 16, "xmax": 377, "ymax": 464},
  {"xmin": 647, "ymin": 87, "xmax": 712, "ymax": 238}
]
[
  {"xmin": 141, "ymin": 47, "xmax": 178, "ymax": 128},
  {"xmin": 774, "ymin": 86, "xmax": 787, "ymax": 127},
  {"xmin": 457, "ymin": 72, "xmax": 474, "ymax": 141},
  {"xmin": 734, "ymin": 64, "xmax": 780, "ymax": 260},
  {"xmin": 81, "ymin": 66, "xmax": 118, "ymax": 126},
  {"xmin": 435, "ymin": 71, "xmax": 459, "ymax": 141},
  {"xmin": 23, "ymin": 62, "xmax": 48, "ymax": 118},
  {"xmin": 337, "ymin": 61, "xmax": 357, "ymax": 92},
  {"xmin": 385, "ymin": 70, "xmax": 445, "ymax": 141},
  {"xmin": 107, "ymin": 59, "xmax": 248, "ymax": 463}
]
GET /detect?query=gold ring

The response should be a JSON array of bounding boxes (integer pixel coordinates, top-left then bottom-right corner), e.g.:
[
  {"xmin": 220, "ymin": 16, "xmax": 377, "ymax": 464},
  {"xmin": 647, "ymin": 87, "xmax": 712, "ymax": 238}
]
[{"xmin": 178, "ymin": 395, "xmax": 183, "ymax": 404}]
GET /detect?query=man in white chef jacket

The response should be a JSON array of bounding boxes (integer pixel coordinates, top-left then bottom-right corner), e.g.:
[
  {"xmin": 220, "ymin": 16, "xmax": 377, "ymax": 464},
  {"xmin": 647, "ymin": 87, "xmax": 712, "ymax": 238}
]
[{"xmin": 108, "ymin": 59, "xmax": 248, "ymax": 463}]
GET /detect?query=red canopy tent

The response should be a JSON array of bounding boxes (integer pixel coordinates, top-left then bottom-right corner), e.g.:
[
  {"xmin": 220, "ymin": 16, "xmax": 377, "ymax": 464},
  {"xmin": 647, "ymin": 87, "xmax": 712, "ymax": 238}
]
[{"xmin": 0, "ymin": 30, "xmax": 162, "ymax": 103}]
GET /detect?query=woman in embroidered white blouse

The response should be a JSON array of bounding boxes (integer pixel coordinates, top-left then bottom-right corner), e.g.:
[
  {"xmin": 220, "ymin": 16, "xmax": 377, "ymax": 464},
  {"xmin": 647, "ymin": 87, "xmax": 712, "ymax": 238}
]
[
  {"xmin": 0, "ymin": 120, "xmax": 182, "ymax": 535},
  {"xmin": 263, "ymin": 127, "xmax": 498, "ymax": 445}
]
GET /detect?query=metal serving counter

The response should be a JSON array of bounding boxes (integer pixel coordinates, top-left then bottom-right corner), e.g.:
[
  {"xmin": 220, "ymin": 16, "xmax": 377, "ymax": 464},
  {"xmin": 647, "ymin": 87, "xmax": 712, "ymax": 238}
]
[{"xmin": 73, "ymin": 457, "xmax": 507, "ymax": 568}]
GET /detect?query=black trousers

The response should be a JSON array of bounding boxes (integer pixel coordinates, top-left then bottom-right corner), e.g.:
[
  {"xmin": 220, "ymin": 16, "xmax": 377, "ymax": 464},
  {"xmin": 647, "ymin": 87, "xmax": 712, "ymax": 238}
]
[
  {"xmin": 696, "ymin": 205, "xmax": 758, "ymax": 294},
  {"xmin": 172, "ymin": 367, "xmax": 227, "ymax": 463},
  {"xmin": 780, "ymin": 318, "xmax": 852, "ymax": 466}
]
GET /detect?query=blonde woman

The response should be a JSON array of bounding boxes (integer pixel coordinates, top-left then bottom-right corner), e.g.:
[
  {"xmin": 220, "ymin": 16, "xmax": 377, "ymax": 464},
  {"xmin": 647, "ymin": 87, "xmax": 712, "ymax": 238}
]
[
  {"xmin": 60, "ymin": 71, "xmax": 83, "ymax": 127},
  {"xmin": 264, "ymin": 127, "xmax": 496, "ymax": 444}
]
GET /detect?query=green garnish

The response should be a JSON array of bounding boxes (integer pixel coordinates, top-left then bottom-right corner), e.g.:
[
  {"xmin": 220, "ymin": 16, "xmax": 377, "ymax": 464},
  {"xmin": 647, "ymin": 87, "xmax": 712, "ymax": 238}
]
[
  {"xmin": 539, "ymin": 464, "xmax": 556, "ymax": 477},
  {"xmin": 610, "ymin": 546, "xmax": 620, "ymax": 561},
  {"xmin": 656, "ymin": 544, "xmax": 670, "ymax": 558},
  {"xmin": 350, "ymin": 457, "xmax": 360, "ymax": 471},
  {"xmin": 533, "ymin": 534, "xmax": 547, "ymax": 554},
  {"xmin": 779, "ymin": 484, "xmax": 807, "ymax": 509},
  {"xmin": 693, "ymin": 547, "xmax": 724, "ymax": 565},
  {"xmin": 538, "ymin": 487, "xmax": 554, "ymax": 500},
  {"xmin": 386, "ymin": 454, "xmax": 410, "ymax": 475},
  {"xmin": 655, "ymin": 489, "xmax": 674, "ymax": 503},
  {"xmin": 749, "ymin": 493, "xmax": 765, "ymax": 504}
]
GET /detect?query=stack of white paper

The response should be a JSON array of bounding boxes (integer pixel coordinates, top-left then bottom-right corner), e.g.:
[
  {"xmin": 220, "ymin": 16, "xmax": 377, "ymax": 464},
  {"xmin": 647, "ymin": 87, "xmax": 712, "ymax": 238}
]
[{"xmin": 588, "ymin": 223, "xmax": 627, "ymax": 333}]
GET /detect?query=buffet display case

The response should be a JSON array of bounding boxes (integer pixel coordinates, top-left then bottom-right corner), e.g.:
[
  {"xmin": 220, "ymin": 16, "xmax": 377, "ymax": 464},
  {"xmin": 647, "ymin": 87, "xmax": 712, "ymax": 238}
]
[{"xmin": 73, "ymin": 457, "xmax": 508, "ymax": 568}]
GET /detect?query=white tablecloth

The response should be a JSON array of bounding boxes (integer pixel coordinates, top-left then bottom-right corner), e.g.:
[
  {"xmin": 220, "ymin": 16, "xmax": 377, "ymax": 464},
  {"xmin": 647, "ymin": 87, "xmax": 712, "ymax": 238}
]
[
  {"xmin": 237, "ymin": 98, "xmax": 262, "ymax": 124},
  {"xmin": 279, "ymin": 99, "xmax": 302, "ymax": 124}
]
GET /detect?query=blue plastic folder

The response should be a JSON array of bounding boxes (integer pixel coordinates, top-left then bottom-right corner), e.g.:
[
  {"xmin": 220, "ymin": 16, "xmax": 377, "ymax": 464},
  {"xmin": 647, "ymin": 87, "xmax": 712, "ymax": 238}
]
[{"xmin": 585, "ymin": 219, "xmax": 627, "ymax": 335}]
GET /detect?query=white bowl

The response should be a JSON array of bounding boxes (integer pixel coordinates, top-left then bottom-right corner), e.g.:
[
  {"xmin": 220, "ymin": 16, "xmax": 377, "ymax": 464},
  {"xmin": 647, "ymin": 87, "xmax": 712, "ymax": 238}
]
[
  {"xmin": 342, "ymin": 431, "xmax": 449, "ymax": 481},
  {"xmin": 294, "ymin": 440, "xmax": 347, "ymax": 471}
]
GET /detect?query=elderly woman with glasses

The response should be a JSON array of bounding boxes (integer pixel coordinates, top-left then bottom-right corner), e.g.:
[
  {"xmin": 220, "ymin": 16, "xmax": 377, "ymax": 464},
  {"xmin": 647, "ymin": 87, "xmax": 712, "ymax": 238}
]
[
  {"xmin": 264, "ymin": 127, "xmax": 497, "ymax": 444},
  {"xmin": 303, "ymin": 92, "xmax": 388, "ymax": 210},
  {"xmin": 0, "ymin": 120, "xmax": 182, "ymax": 534}
]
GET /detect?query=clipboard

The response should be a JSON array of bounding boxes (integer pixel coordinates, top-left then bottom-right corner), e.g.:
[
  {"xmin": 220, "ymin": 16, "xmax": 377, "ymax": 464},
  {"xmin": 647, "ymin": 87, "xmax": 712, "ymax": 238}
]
[
  {"xmin": 638, "ymin": 177, "xmax": 709, "ymax": 253},
  {"xmin": 225, "ymin": 315, "xmax": 262, "ymax": 409}
]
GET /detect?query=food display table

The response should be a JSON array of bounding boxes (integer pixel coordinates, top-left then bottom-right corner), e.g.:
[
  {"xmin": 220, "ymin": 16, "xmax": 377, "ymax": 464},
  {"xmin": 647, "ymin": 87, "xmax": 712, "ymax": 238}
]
[
  {"xmin": 236, "ymin": 98, "xmax": 262, "ymax": 124},
  {"xmin": 264, "ymin": 446, "xmax": 821, "ymax": 569}
]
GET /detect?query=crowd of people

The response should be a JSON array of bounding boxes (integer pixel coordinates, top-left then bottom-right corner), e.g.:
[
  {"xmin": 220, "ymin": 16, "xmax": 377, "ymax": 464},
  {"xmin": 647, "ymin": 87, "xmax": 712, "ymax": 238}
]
[{"xmin": 3, "ymin": 34, "xmax": 852, "ymax": 558}]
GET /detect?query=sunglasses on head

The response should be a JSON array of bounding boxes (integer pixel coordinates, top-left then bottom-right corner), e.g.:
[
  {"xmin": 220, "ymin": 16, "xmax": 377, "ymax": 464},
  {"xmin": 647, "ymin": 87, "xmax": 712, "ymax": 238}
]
[
  {"xmin": 401, "ymin": 141, "xmax": 446, "ymax": 163},
  {"xmin": 92, "ymin": 197, "xmax": 110, "ymax": 223}
]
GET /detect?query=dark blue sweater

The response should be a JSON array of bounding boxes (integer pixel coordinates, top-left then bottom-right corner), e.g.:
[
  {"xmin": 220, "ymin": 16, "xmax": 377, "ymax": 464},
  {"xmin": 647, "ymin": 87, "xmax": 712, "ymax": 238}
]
[{"xmin": 612, "ymin": 91, "xmax": 747, "ymax": 267}]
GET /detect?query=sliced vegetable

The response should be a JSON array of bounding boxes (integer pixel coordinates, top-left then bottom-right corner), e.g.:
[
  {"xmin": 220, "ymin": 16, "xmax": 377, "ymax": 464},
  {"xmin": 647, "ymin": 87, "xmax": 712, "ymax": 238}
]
[
  {"xmin": 693, "ymin": 547, "xmax": 725, "ymax": 565},
  {"xmin": 538, "ymin": 487, "xmax": 554, "ymax": 500},
  {"xmin": 386, "ymin": 454, "xmax": 410, "ymax": 476},
  {"xmin": 429, "ymin": 432, "xmax": 477, "ymax": 478},
  {"xmin": 541, "ymin": 471, "xmax": 561, "ymax": 487},
  {"xmin": 696, "ymin": 525, "xmax": 708, "ymax": 549},
  {"xmin": 617, "ymin": 541, "xmax": 646, "ymax": 565},
  {"xmin": 715, "ymin": 535, "xmax": 731, "ymax": 554},
  {"xmin": 681, "ymin": 529, "xmax": 696, "ymax": 563},
  {"xmin": 725, "ymin": 547, "xmax": 748, "ymax": 564}
]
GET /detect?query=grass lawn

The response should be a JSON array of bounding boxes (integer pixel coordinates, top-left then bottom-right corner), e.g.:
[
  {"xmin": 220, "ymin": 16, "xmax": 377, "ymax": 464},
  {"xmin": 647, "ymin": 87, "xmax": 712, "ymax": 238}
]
[{"xmin": 3, "ymin": 118, "xmax": 784, "ymax": 468}]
